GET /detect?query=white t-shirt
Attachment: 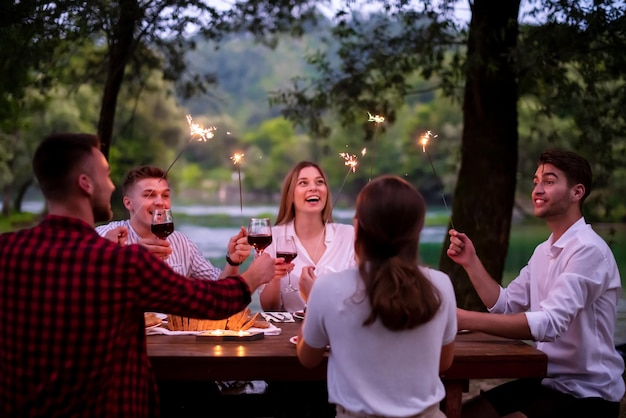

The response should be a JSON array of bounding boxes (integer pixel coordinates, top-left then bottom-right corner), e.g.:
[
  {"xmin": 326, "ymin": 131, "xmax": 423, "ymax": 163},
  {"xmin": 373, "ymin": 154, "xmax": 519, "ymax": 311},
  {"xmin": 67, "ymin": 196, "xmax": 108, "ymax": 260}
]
[
  {"xmin": 263, "ymin": 221, "xmax": 356, "ymax": 312},
  {"xmin": 492, "ymin": 217, "xmax": 625, "ymax": 401},
  {"xmin": 96, "ymin": 219, "xmax": 221, "ymax": 280},
  {"xmin": 303, "ymin": 266, "xmax": 457, "ymax": 416}
]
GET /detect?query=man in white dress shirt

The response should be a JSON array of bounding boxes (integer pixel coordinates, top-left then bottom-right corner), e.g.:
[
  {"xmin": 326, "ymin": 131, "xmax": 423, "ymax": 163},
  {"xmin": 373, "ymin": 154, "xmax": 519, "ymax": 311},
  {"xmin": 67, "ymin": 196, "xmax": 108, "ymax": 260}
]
[{"xmin": 448, "ymin": 149, "xmax": 624, "ymax": 418}]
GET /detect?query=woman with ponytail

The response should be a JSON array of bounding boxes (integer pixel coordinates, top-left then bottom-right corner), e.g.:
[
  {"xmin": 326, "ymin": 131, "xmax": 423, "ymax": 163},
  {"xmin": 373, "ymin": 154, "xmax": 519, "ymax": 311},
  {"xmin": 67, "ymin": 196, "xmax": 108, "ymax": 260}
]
[{"xmin": 297, "ymin": 175, "xmax": 457, "ymax": 418}]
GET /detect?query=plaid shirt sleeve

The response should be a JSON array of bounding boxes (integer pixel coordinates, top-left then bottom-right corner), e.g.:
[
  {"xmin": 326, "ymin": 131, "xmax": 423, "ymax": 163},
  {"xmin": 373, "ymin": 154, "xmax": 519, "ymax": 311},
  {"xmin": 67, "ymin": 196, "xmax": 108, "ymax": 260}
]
[
  {"xmin": 0, "ymin": 215, "xmax": 252, "ymax": 418},
  {"xmin": 119, "ymin": 242, "xmax": 250, "ymax": 317}
]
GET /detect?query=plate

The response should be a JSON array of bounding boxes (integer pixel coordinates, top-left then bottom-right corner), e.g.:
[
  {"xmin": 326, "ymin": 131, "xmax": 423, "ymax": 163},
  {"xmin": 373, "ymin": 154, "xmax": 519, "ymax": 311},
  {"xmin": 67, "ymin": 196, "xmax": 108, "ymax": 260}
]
[
  {"xmin": 146, "ymin": 323, "xmax": 162, "ymax": 331},
  {"xmin": 292, "ymin": 311, "xmax": 305, "ymax": 320},
  {"xmin": 153, "ymin": 312, "xmax": 167, "ymax": 320}
]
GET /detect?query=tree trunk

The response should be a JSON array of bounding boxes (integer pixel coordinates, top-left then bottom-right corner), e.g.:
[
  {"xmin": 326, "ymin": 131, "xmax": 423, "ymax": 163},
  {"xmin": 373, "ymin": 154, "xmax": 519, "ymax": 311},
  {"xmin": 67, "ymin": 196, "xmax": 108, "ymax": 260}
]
[
  {"xmin": 97, "ymin": 0, "xmax": 141, "ymax": 159},
  {"xmin": 2, "ymin": 184, "xmax": 10, "ymax": 216},
  {"xmin": 12, "ymin": 177, "xmax": 33, "ymax": 213},
  {"xmin": 438, "ymin": 0, "xmax": 521, "ymax": 311}
]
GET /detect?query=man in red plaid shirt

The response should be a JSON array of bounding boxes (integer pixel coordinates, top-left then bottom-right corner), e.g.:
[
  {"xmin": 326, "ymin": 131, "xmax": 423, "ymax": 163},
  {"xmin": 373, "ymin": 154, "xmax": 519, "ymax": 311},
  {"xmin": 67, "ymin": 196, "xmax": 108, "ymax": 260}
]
[{"xmin": 0, "ymin": 133, "xmax": 275, "ymax": 418}]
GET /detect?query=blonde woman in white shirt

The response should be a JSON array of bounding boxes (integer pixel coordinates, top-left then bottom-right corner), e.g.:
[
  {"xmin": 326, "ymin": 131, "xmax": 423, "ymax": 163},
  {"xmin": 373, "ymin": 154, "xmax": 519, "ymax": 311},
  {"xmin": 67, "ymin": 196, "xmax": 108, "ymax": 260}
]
[{"xmin": 260, "ymin": 161, "xmax": 355, "ymax": 312}]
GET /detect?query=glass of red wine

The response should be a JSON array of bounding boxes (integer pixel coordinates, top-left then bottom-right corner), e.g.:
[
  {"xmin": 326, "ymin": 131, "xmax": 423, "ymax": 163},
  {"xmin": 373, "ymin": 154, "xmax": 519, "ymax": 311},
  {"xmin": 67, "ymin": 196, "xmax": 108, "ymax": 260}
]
[
  {"xmin": 276, "ymin": 235, "xmax": 298, "ymax": 293},
  {"xmin": 247, "ymin": 217, "xmax": 272, "ymax": 256},
  {"xmin": 151, "ymin": 209, "xmax": 174, "ymax": 239}
]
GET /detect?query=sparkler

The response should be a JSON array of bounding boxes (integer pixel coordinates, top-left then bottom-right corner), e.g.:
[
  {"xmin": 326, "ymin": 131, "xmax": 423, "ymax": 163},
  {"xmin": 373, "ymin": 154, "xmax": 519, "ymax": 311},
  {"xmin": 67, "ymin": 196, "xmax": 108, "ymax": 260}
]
[
  {"xmin": 230, "ymin": 152, "xmax": 244, "ymax": 222},
  {"xmin": 161, "ymin": 115, "xmax": 216, "ymax": 179},
  {"xmin": 419, "ymin": 130, "xmax": 455, "ymax": 230},
  {"xmin": 367, "ymin": 112, "xmax": 385, "ymax": 181},
  {"xmin": 129, "ymin": 114, "xmax": 215, "ymax": 223},
  {"xmin": 327, "ymin": 150, "xmax": 364, "ymax": 223},
  {"xmin": 314, "ymin": 149, "xmax": 363, "ymax": 256},
  {"xmin": 163, "ymin": 115, "xmax": 216, "ymax": 180}
]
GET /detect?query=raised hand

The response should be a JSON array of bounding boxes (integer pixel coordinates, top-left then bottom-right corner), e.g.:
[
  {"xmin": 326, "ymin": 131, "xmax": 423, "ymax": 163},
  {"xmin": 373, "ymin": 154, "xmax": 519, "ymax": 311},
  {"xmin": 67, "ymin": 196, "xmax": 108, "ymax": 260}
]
[
  {"xmin": 227, "ymin": 226, "xmax": 252, "ymax": 265},
  {"xmin": 298, "ymin": 265, "xmax": 317, "ymax": 304},
  {"xmin": 139, "ymin": 237, "xmax": 172, "ymax": 260},
  {"xmin": 241, "ymin": 252, "xmax": 275, "ymax": 292},
  {"xmin": 103, "ymin": 226, "xmax": 128, "ymax": 245},
  {"xmin": 446, "ymin": 229, "xmax": 476, "ymax": 267}
]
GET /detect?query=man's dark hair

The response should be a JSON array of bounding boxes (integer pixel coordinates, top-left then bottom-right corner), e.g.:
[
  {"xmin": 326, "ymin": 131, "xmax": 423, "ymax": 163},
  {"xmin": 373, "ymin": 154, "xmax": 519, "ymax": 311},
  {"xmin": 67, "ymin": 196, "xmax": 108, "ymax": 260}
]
[
  {"xmin": 538, "ymin": 149, "xmax": 592, "ymax": 205},
  {"xmin": 122, "ymin": 166, "xmax": 167, "ymax": 197},
  {"xmin": 33, "ymin": 133, "xmax": 101, "ymax": 201}
]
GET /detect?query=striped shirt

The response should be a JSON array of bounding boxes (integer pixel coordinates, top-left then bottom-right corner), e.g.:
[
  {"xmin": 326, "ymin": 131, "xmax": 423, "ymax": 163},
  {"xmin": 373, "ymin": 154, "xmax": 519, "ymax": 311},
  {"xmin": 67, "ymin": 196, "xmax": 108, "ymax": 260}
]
[
  {"xmin": 0, "ymin": 215, "xmax": 251, "ymax": 417},
  {"xmin": 96, "ymin": 219, "xmax": 221, "ymax": 280}
]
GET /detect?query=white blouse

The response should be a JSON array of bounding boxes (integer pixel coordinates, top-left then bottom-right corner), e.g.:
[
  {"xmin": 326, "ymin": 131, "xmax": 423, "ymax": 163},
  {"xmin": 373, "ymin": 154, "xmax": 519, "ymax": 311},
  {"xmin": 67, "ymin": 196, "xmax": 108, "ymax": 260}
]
[{"xmin": 263, "ymin": 221, "xmax": 356, "ymax": 312}]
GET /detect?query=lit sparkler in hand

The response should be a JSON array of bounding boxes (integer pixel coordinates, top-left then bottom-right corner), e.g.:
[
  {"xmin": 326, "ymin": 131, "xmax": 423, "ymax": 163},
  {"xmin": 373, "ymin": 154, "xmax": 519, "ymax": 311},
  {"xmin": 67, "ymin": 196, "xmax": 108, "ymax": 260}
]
[
  {"xmin": 419, "ymin": 130, "xmax": 455, "ymax": 230},
  {"xmin": 367, "ymin": 112, "xmax": 385, "ymax": 181},
  {"xmin": 230, "ymin": 152, "xmax": 244, "ymax": 222}
]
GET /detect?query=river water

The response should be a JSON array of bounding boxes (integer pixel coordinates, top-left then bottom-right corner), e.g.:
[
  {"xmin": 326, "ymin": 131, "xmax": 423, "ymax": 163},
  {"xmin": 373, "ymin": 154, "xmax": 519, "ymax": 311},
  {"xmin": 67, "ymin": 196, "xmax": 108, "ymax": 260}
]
[{"xmin": 21, "ymin": 201, "xmax": 626, "ymax": 344}]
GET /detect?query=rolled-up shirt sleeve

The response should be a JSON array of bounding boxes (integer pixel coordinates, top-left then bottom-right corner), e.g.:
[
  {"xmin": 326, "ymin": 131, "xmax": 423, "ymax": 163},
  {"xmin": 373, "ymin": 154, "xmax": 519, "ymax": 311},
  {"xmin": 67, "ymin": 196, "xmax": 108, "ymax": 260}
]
[{"xmin": 491, "ymin": 241, "xmax": 617, "ymax": 342}]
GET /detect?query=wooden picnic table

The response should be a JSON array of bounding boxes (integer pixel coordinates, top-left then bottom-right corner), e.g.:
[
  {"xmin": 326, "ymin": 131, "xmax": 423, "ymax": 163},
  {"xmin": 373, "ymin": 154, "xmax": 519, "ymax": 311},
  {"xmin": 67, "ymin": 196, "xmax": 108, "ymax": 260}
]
[{"xmin": 147, "ymin": 322, "xmax": 547, "ymax": 418}]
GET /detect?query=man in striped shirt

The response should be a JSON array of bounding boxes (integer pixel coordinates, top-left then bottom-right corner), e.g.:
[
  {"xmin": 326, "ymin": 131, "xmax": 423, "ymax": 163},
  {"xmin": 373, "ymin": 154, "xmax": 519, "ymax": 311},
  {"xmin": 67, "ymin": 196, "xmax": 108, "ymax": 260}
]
[{"xmin": 96, "ymin": 166, "xmax": 249, "ymax": 280}]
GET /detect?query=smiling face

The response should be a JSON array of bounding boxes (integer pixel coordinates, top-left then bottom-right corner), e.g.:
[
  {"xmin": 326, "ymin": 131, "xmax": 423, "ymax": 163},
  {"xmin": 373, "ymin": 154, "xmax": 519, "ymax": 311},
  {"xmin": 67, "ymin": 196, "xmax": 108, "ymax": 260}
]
[
  {"xmin": 293, "ymin": 166, "xmax": 328, "ymax": 216},
  {"xmin": 532, "ymin": 163, "xmax": 583, "ymax": 221},
  {"xmin": 124, "ymin": 177, "xmax": 171, "ymax": 235}
]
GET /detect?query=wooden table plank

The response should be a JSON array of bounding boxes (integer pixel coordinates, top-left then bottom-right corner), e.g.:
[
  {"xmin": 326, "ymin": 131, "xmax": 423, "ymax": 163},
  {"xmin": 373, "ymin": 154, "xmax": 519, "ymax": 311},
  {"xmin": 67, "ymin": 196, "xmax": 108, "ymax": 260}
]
[{"xmin": 147, "ymin": 322, "xmax": 547, "ymax": 418}]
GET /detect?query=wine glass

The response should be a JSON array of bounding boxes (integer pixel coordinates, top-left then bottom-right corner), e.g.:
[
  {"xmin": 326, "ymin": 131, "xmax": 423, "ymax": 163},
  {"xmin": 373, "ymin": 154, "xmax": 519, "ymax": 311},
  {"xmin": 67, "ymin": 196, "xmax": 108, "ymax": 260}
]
[
  {"xmin": 247, "ymin": 217, "xmax": 272, "ymax": 256},
  {"xmin": 151, "ymin": 209, "xmax": 174, "ymax": 239},
  {"xmin": 276, "ymin": 235, "xmax": 298, "ymax": 293}
]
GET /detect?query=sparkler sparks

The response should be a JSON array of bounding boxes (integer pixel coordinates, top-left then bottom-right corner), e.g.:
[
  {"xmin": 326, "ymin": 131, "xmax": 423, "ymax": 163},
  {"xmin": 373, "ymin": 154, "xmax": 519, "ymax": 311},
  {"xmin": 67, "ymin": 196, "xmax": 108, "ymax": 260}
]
[
  {"xmin": 331, "ymin": 150, "xmax": 362, "ymax": 218},
  {"xmin": 186, "ymin": 114, "xmax": 216, "ymax": 142},
  {"xmin": 418, "ymin": 130, "xmax": 455, "ymax": 230},
  {"xmin": 230, "ymin": 153, "xmax": 244, "ymax": 221},
  {"xmin": 339, "ymin": 152, "xmax": 359, "ymax": 173},
  {"xmin": 162, "ymin": 115, "xmax": 216, "ymax": 179},
  {"xmin": 367, "ymin": 112, "xmax": 385, "ymax": 124},
  {"xmin": 419, "ymin": 130, "xmax": 437, "ymax": 152},
  {"xmin": 130, "ymin": 114, "xmax": 215, "ymax": 224},
  {"xmin": 315, "ymin": 149, "xmax": 363, "ymax": 254},
  {"xmin": 367, "ymin": 112, "xmax": 385, "ymax": 181}
]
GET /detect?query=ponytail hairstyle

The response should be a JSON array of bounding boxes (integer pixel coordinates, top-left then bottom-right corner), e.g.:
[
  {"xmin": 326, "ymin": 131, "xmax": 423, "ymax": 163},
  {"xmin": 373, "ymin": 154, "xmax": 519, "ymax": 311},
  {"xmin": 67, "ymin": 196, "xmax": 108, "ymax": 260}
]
[{"xmin": 355, "ymin": 175, "xmax": 441, "ymax": 331}]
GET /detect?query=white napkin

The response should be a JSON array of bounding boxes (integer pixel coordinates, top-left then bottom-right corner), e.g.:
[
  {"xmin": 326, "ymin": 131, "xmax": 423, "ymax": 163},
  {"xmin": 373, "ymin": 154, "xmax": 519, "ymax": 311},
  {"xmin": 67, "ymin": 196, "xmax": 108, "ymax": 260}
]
[
  {"xmin": 146, "ymin": 322, "xmax": 282, "ymax": 336},
  {"xmin": 261, "ymin": 312, "xmax": 295, "ymax": 323}
]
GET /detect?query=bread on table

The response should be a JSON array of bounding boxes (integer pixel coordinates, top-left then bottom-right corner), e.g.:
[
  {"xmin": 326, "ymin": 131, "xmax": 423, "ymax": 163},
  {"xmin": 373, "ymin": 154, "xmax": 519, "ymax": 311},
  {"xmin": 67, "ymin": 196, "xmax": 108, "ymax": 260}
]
[{"xmin": 167, "ymin": 308, "xmax": 263, "ymax": 331}]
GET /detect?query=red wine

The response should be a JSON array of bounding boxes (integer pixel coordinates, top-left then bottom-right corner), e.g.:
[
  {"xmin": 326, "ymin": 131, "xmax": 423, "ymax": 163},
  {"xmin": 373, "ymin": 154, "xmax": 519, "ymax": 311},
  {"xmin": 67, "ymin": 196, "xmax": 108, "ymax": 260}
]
[
  {"xmin": 276, "ymin": 251, "xmax": 297, "ymax": 263},
  {"xmin": 151, "ymin": 222, "xmax": 174, "ymax": 239},
  {"xmin": 248, "ymin": 234, "xmax": 272, "ymax": 252}
]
